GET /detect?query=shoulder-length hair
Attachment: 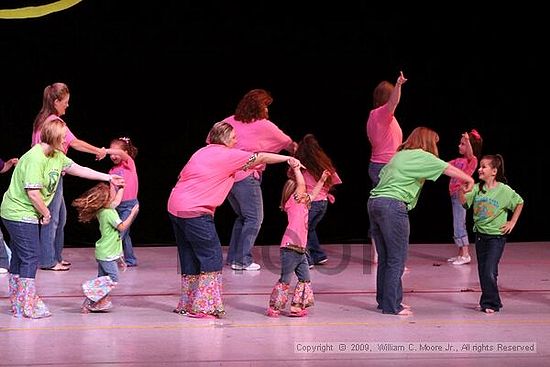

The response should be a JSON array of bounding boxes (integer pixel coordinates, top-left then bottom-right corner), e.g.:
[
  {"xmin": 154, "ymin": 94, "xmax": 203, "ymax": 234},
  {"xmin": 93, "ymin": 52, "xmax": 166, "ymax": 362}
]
[
  {"xmin": 40, "ymin": 117, "xmax": 67, "ymax": 153},
  {"xmin": 398, "ymin": 127, "xmax": 439, "ymax": 156},
  {"xmin": 234, "ymin": 89, "xmax": 272, "ymax": 123}
]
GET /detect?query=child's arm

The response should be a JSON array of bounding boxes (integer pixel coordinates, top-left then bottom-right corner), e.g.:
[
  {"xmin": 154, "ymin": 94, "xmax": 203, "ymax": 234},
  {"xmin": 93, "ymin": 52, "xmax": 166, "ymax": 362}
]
[
  {"xmin": 110, "ymin": 186, "xmax": 125, "ymax": 209},
  {"xmin": 309, "ymin": 170, "xmax": 331, "ymax": 201},
  {"xmin": 462, "ymin": 132, "xmax": 475, "ymax": 161},
  {"xmin": 293, "ymin": 165, "xmax": 306, "ymax": 197},
  {"xmin": 106, "ymin": 148, "xmax": 131, "ymax": 162},
  {"xmin": 116, "ymin": 204, "xmax": 139, "ymax": 232},
  {"xmin": 501, "ymin": 203, "xmax": 524, "ymax": 235}
]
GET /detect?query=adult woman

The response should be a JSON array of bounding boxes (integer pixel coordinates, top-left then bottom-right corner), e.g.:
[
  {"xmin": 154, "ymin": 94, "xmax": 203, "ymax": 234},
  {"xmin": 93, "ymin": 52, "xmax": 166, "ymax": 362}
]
[
  {"xmin": 367, "ymin": 127, "xmax": 474, "ymax": 316},
  {"xmin": 224, "ymin": 89, "xmax": 297, "ymax": 271},
  {"xmin": 32, "ymin": 82, "xmax": 107, "ymax": 271},
  {"xmin": 168, "ymin": 121, "xmax": 300, "ymax": 318},
  {"xmin": 1, "ymin": 118, "xmax": 123, "ymax": 318}
]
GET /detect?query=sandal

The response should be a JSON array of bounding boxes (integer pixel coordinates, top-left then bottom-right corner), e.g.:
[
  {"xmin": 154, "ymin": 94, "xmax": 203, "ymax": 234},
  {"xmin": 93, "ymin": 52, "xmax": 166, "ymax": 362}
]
[
  {"xmin": 61, "ymin": 260, "xmax": 71, "ymax": 266},
  {"xmin": 41, "ymin": 264, "xmax": 70, "ymax": 271}
]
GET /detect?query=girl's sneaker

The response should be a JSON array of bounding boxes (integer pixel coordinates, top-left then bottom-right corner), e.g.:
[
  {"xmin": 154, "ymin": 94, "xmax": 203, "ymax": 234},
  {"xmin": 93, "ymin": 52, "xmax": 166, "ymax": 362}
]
[{"xmin": 288, "ymin": 309, "xmax": 308, "ymax": 317}]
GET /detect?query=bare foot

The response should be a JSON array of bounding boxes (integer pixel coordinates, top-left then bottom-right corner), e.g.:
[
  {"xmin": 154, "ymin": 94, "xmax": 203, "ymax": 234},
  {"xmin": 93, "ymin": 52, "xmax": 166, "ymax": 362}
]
[
  {"xmin": 483, "ymin": 308, "xmax": 495, "ymax": 314},
  {"xmin": 397, "ymin": 309, "xmax": 413, "ymax": 316}
]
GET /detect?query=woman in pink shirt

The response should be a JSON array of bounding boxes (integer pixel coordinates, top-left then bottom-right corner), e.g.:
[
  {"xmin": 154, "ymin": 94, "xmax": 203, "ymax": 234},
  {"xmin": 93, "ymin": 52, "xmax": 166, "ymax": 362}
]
[
  {"xmin": 366, "ymin": 72, "xmax": 407, "ymax": 263},
  {"xmin": 32, "ymin": 82, "xmax": 107, "ymax": 271},
  {"xmin": 224, "ymin": 89, "xmax": 297, "ymax": 271},
  {"xmin": 168, "ymin": 121, "xmax": 300, "ymax": 319}
]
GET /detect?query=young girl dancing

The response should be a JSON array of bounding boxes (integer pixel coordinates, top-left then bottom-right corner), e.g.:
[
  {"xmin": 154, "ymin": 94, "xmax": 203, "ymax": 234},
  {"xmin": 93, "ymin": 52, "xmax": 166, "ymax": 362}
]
[
  {"xmin": 267, "ymin": 163, "xmax": 330, "ymax": 317},
  {"xmin": 72, "ymin": 182, "xmax": 139, "ymax": 312}
]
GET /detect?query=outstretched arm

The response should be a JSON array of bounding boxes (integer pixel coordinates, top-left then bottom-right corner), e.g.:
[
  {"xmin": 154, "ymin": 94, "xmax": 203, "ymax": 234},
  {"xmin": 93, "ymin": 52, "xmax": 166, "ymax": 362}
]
[
  {"xmin": 64, "ymin": 163, "xmax": 125, "ymax": 186},
  {"xmin": 444, "ymin": 164, "xmax": 474, "ymax": 193},
  {"xmin": 69, "ymin": 139, "xmax": 107, "ymax": 160},
  {"xmin": 0, "ymin": 157, "xmax": 18, "ymax": 173}
]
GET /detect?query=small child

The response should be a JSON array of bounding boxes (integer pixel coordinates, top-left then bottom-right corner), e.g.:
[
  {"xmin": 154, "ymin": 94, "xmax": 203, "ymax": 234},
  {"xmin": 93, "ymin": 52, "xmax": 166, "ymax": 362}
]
[
  {"xmin": 107, "ymin": 137, "xmax": 139, "ymax": 267},
  {"xmin": 72, "ymin": 182, "xmax": 139, "ymax": 313},
  {"xmin": 294, "ymin": 134, "xmax": 342, "ymax": 268},
  {"xmin": 460, "ymin": 154, "xmax": 523, "ymax": 313},
  {"xmin": 448, "ymin": 129, "xmax": 483, "ymax": 265},
  {"xmin": 267, "ymin": 163, "xmax": 330, "ymax": 318}
]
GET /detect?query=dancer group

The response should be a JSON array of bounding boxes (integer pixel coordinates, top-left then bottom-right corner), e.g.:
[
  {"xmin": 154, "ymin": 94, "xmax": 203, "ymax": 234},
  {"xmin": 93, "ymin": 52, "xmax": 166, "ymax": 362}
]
[{"xmin": 1, "ymin": 75, "xmax": 523, "ymax": 319}]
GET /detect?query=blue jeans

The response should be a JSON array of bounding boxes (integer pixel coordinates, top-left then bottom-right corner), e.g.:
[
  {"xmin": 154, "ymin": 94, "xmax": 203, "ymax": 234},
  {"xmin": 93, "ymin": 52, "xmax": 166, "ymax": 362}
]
[
  {"xmin": 169, "ymin": 213, "xmax": 223, "ymax": 275},
  {"xmin": 226, "ymin": 175, "xmax": 263, "ymax": 267},
  {"xmin": 367, "ymin": 197, "xmax": 409, "ymax": 314},
  {"xmin": 39, "ymin": 177, "xmax": 66, "ymax": 268},
  {"xmin": 368, "ymin": 162, "xmax": 386, "ymax": 187},
  {"xmin": 97, "ymin": 259, "xmax": 120, "ymax": 282},
  {"xmin": 279, "ymin": 248, "xmax": 311, "ymax": 284},
  {"xmin": 2, "ymin": 218, "xmax": 40, "ymax": 278},
  {"xmin": 116, "ymin": 199, "xmax": 139, "ymax": 265},
  {"xmin": 306, "ymin": 200, "xmax": 328, "ymax": 264},
  {"xmin": 0, "ymin": 228, "xmax": 10, "ymax": 269},
  {"xmin": 475, "ymin": 233, "xmax": 506, "ymax": 312},
  {"xmin": 451, "ymin": 193, "xmax": 469, "ymax": 246}
]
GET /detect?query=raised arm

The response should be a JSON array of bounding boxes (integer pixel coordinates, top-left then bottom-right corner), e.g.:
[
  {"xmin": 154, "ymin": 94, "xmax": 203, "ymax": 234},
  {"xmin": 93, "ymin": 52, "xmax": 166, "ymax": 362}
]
[
  {"xmin": 116, "ymin": 204, "xmax": 139, "ymax": 232},
  {"xmin": 106, "ymin": 147, "xmax": 131, "ymax": 162},
  {"xmin": 309, "ymin": 170, "xmax": 331, "ymax": 201},
  {"xmin": 387, "ymin": 71, "xmax": 407, "ymax": 114}
]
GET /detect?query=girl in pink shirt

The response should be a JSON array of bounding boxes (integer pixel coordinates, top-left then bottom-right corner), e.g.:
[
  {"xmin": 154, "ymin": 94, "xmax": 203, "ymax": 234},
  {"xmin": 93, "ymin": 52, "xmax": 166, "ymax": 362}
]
[
  {"xmin": 447, "ymin": 129, "xmax": 483, "ymax": 265},
  {"xmin": 108, "ymin": 137, "xmax": 140, "ymax": 267},
  {"xmin": 267, "ymin": 164, "xmax": 329, "ymax": 318}
]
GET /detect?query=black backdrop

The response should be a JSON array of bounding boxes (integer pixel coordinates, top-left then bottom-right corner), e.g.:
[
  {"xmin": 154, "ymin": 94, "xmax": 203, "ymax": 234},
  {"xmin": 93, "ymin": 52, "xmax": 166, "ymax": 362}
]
[{"xmin": 0, "ymin": 2, "xmax": 547, "ymax": 246}]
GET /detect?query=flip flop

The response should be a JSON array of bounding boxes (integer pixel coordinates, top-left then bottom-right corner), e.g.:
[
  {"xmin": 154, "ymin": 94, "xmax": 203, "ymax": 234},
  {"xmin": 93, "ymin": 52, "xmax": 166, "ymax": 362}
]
[{"xmin": 41, "ymin": 265, "xmax": 70, "ymax": 271}]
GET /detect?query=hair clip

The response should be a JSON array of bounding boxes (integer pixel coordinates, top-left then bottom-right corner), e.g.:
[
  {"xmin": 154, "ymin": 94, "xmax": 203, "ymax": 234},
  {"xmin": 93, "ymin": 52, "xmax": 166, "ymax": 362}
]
[
  {"xmin": 119, "ymin": 137, "xmax": 130, "ymax": 143},
  {"xmin": 470, "ymin": 129, "xmax": 481, "ymax": 139}
]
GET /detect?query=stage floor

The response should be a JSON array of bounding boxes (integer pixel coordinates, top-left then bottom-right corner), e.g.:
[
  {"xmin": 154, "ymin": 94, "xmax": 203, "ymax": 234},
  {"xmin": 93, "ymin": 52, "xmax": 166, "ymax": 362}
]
[{"xmin": 1, "ymin": 242, "xmax": 550, "ymax": 366}]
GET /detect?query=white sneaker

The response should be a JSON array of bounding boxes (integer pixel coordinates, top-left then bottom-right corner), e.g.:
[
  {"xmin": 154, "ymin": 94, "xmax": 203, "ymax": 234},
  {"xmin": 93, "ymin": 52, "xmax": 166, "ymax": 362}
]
[
  {"xmin": 231, "ymin": 262, "xmax": 261, "ymax": 271},
  {"xmin": 0, "ymin": 268, "xmax": 8, "ymax": 274},
  {"xmin": 447, "ymin": 256, "xmax": 459, "ymax": 262},
  {"xmin": 452, "ymin": 255, "xmax": 471, "ymax": 265}
]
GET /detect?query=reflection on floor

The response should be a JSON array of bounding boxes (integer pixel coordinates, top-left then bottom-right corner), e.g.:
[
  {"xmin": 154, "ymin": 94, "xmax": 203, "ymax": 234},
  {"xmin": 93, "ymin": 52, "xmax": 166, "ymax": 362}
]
[{"xmin": 1, "ymin": 242, "xmax": 550, "ymax": 366}]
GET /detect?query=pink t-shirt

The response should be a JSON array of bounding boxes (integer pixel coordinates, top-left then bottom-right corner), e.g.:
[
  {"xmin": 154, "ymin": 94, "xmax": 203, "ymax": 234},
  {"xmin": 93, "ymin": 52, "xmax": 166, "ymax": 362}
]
[
  {"xmin": 32, "ymin": 115, "xmax": 76, "ymax": 154},
  {"xmin": 303, "ymin": 170, "xmax": 342, "ymax": 204},
  {"xmin": 448, "ymin": 156, "xmax": 478, "ymax": 195},
  {"xmin": 280, "ymin": 196, "xmax": 309, "ymax": 249},
  {"xmin": 109, "ymin": 157, "xmax": 139, "ymax": 201},
  {"xmin": 167, "ymin": 144, "xmax": 256, "ymax": 218},
  {"xmin": 366, "ymin": 103, "xmax": 402, "ymax": 164},
  {"xmin": 224, "ymin": 115, "xmax": 292, "ymax": 182}
]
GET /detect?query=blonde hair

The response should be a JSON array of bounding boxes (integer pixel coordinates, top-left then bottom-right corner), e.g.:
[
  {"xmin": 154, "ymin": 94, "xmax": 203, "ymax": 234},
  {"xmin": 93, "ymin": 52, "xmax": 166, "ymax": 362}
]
[
  {"xmin": 398, "ymin": 127, "xmax": 440, "ymax": 156},
  {"xmin": 206, "ymin": 121, "xmax": 234, "ymax": 145},
  {"xmin": 71, "ymin": 183, "xmax": 111, "ymax": 223},
  {"xmin": 40, "ymin": 117, "xmax": 67, "ymax": 154}
]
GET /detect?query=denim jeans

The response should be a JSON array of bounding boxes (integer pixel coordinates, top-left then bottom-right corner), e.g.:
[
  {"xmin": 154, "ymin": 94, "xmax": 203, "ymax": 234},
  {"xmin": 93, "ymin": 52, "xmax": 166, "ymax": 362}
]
[
  {"xmin": 97, "ymin": 259, "xmax": 120, "ymax": 282},
  {"xmin": 116, "ymin": 199, "xmax": 139, "ymax": 265},
  {"xmin": 0, "ymin": 228, "xmax": 10, "ymax": 269},
  {"xmin": 279, "ymin": 248, "xmax": 310, "ymax": 284},
  {"xmin": 475, "ymin": 233, "xmax": 506, "ymax": 312},
  {"xmin": 39, "ymin": 177, "xmax": 66, "ymax": 268},
  {"xmin": 2, "ymin": 218, "xmax": 40, "ymax": 278},
  {"xmin": 451, "ymin": 193, "xmax": 469, "ymax": 246},
  {"xmin": 169, "ymin": 213, "xmax": 223, "ymax": 275},
  {"xmin": 368, "ymin": 162, "xmax": 386, "ymax": 187},
  {"xmin": 367, "ymin": 197, "xmax": 409, "ymax": 314},
  {"xmin": 306, "ymin": 200, "xmax": 328, "ymax": 264},
  {"xmin": 226, "ymin": 175, "xmax": 263, "ymax": 267}
]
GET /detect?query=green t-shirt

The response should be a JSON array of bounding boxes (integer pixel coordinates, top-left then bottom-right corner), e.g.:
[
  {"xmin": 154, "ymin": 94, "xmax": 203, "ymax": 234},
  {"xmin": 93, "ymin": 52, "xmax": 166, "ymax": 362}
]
[
  {"xmin": 95, "ymin": 208, "xmax": 123, "ymax": 261},
  {"xmin": 464, "ymin": 182, "xmax": 524, "ymax": 235},
  {"xmin": 370, "ymin": 149, "xmax": 448, "ymax": 210},
  {"xmin": 1, "ymin": 145, "xmax": 72, "ymax": 223}
]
